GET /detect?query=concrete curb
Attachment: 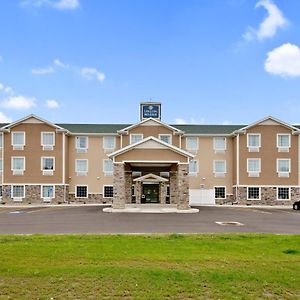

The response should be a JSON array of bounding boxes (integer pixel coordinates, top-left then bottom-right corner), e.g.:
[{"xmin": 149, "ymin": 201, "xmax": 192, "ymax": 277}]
[
  {"xmin": 0, "ymin": 203, "xmax": 110, "ymax": 209},
  {"xmin": 103, "ymin": 207, "xmax": 200, "ymax": 214}
]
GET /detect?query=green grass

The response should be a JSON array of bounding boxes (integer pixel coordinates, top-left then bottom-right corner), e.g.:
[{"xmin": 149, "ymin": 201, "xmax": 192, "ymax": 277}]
[{"xmin": 0, "ymin": 234, "xmax": 299, "ymax": 299}]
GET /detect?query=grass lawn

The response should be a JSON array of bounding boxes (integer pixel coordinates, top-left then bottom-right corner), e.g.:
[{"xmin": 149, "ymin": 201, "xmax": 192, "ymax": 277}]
[{"xmin": 0, "ymin": 234, "xmax": 299, "ymax": 299}]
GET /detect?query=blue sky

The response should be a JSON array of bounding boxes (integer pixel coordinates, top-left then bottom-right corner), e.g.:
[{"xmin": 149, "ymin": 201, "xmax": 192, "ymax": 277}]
[{"xmin": 1, "ymin": 0, "xmax": 300, "ymax": 125}]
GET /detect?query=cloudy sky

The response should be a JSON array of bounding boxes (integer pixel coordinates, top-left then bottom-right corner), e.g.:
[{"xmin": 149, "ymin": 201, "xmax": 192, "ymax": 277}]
[{"xmin": 0, "ymin": 0, "xmax": 300, "ymax": 125}]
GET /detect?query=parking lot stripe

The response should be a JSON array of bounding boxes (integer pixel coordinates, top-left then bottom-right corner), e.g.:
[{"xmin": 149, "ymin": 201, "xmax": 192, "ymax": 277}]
[{"xmin": 26, "ymin": 207, "xmax": 68, "ymax": 214}]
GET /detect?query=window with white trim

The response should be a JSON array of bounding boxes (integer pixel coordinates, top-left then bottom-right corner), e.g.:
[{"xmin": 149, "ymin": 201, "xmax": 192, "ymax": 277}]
[
  {"xmin": 104, "ymin": 185, "xmax": 113, "ymax": 198},
  {"xmin": 186, "ymin": 137, "xmax": 198, "ymax": 150},
  {"xmin": 215, "ymin": 187, "xmax": 226, "ymax": 199},
  {"xmin": 11, "ymin": 157, "xmax": 25, "ymax": 175},
  {"xmin": 103, "ymin": 159, "xmax": 113, "ymax": 176},
  {"xmin": 12, "ymin": 132, "xmax": 25, "ymax": 150},
  {"xmin": 247, "ymin": 158, "xmax": 261, "ymax": 177},
  {"xmin": 130, "ymin": 134, "xmax": 143, "ymax": 144},
  {"xmin": 0, "ymin": 159, "xmax": 2, "ymax": 174},
  {"xmin": 41, "ymin": 132, "xmax": 55, "ymax": 150},
  {"xmin": 189, "ymin": 159, "xmax": 198, "ymax": 175},
  {"xmin": 42, "ymin": 185, "xmax": 54, "ymax": 200},
  {"xmin": 159, "ymin": 134, "xmax": 171, "ymax": 144},
  {"xmin": 0, "ymin": 186, "xmax": 2, "ymax": 198},
  {"xmin": 277, "ymin": 159, "xmax": 290, "ymax": 177},
  {"xmin": 0, "ymin": 134, "xmax": 3, "ymax": 149},
  {"xmin": 213, "ymin": 160, "xmax": 226, "ymax": 177},
  {"xmin": 76, "ymin": 186, "xmax": 88, "ymax": 198},
  {"xmin": 247, "ymin": 187, "xmax": 260, "ymax": 200},
  {"xmin": 277, "ymin": 134, "xmax": 290, "ymax": 152},
  {"xmin": 213, "ymin": 137, "xmax": 226, "ymax": 152},
  {"xmin": 76, "ymin": 159, "xmax": 88, "ymax": 176},
  {"xmin": 277, "ymin": 187, "xmax": 290, "ymax": 200},
  {"xmin": 12, "ymin": 185, "xmax": 25, "ymax": 200},
  {"xmin": 41, "ymin": 157, "xmax": 55, "ymax": 175},
  {"xmin": 75, "ymin": 136, "xmax": 88, "ymax": 152},
  {"xmin": 247, "ymin": 134, "xmax": 260, "ymax": 152},
  {"xmin": 103, "ymin": 136, "xmax": 116, "ymax": 150}
]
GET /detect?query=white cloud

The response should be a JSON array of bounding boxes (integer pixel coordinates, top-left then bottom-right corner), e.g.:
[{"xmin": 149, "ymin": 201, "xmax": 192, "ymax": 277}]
[
  {"xmin": 243, "ymin": 0, "xmax": 287, "ymax": 41},
  {"xmin": 31, "ymin": 66, "xmax": 54, "ymax": 75},
  {"xmin": 222, "ymin": 120, "xmax": 232, "ymax": 125},
  {"xmin": 53, "ymin": 58, "xmax": 69, "ymax": 69},
  {"xmin": 46, "ymin": 99, "xmax": 59, "ymax": 108},
  {"xmin": 1, "ymin": 96, "xmax": 36, "ymax": 110},
  {"xmin": 0, "ymin": 112, "xmax": 12, "ymax": 123},
  {"xmin": 174, "ymin": 118, "xmax": 187, "ymax": 125},
  {"xmin": 265, "ymin": 43, "xmax": 300, "ymax": 77},
  {"xmin": 20, "ymin": 0, "xmax": 79, "ymax": 10},
  {"xmin": 0, "ymin": 83, "xmax": 14, "ymax": 95},
  {"xmin": 174, "ymin": 117, "xmax": 205, "ymax": 124},
  {"xmin": 81, "ymin": 67, "xmax": 105, "ymax": 82}
]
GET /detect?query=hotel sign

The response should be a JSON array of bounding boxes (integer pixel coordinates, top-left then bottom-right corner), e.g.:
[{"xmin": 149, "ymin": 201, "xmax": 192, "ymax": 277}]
[{"xmin": 140, "ymin": 103, "xmax": 161, "ymax": 120}]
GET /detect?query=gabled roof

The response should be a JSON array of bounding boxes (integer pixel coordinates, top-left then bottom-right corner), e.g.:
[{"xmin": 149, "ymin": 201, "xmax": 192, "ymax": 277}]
[
  {"xmin": 0, "ymin": 114, "xmax": 67, "ymax": 131},
  {"xmin": 234, "ymin": 116, "xmax": 300, "ymax": 134},
  {"xmin": 173, "ymin": 124, "xmax": 245, "ymax": 135},
  {"xmin": 133, "ymin": 173, "xmax": 169, "ymax": 182},
  {"xmin": 56, "ymin": 123, "xmax": 130, "ymax": 134},
  {"xmin": 108, "ymin": 136, "xmax": 194, "ymax": 159},
  {"xmin": 118, "ymin": 118, "xmax": 184, "ymax": 134}
]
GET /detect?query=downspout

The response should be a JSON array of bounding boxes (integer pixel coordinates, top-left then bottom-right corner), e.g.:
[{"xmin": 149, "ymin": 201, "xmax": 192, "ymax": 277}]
[{"xmin": 236, "ymin": 133, "xmax": 240, "ymax": 202}]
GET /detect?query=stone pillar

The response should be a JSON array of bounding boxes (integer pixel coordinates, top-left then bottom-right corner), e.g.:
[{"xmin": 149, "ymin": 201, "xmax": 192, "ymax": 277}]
[
  {"xmin": 159, "ymin": 182, "xmax": 166, "ymax": 204},
  {"xmin": 169, "ymin": 171, "xmax": 178, "ymax": 205},
  {"xmin": 135, "ymin": 181, "xmax": 142, "ymax": 204},
  {"xmin": 177, "ymin": 164, "xmax": 190, "ymax": 210},
  {"xmin": 125, "ymin": 171, "xmax": 132, "ymax": 204},
  {"xmin": 113, "ymin": 163, "xmax": 126, "ymax": 209}
]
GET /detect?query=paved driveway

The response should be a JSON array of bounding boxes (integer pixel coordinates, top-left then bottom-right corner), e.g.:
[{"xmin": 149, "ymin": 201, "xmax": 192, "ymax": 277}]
[{"xmin": 0, "ymin": 205, "xmax": 299, "ymax": 234}]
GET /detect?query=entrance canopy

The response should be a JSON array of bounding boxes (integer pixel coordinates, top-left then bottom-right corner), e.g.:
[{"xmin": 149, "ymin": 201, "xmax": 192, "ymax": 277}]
[{"xmin": 133, "ymin": 173, "xmax": 169, "ymax": 183}]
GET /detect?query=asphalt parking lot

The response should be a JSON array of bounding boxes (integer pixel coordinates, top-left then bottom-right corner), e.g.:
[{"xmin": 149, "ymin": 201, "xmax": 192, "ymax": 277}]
[{"xmin": 0, "ymin": 205, "xmax": 299, "ymax": 234}]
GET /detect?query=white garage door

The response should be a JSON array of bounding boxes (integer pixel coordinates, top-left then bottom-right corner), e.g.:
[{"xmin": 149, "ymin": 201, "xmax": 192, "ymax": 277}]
[{"xmin": 189, "ymin": 189, "xmax": 215, "ymax": 205}]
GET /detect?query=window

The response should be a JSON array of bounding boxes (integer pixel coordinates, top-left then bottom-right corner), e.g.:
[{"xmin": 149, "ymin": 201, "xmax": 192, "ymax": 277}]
[
  {"xmin": 159, "ymin": 134, "xmax": 172, "ymax": 144},
  {"xmin": 0, "ymin": 134, "xmax": 2, "ymax": 149},
  {"xmin": 11, "ymin": 157, "xmax": 25, "ymax": 175},
  {"xmin": 12, "ymin": 132, "xmax": 25, "ymax": 150},
  {"xmin": 76, "ymin": 159, "xmax": 88, "ymax": 176},
  {"xmin": 42, "ymin": 185, "xmax": 54, "ymax": 200},
  {"xmin": 103, "ymin": 159, "xmax": 113, "ymax": 176},
  {"xmin": 41, "ymin": 132, "xmax": 55, "ymax": 150},
  {"xmin": 41, "ymin": 157, "xmax": 55, "ymax": 175},
  {"xmin": 247, "ymin": 158, "xmax": 261, "ymax": 177},
  {"xmin": 247, "ymin": 134, "xmax": 260, "ymax": 152},
  {"xmin": 0, "ymin": 186, "xmax": 2, "ymax": 198},
  {"xmin": 104, "ymin": 185, "xmax": 113, "ymax": 198},
  {"xmin": 277, "ymin": 134, "xmax": 290, "ymax": 152},
  {"xmin": 215, "ymin": 187, "xmax": 226, "ymax": 199},
  {"xmin": 247, "ymin": 187, "xmax": 260, "ymax": 200},
  {"xmin": 186, "ymin": 137, "xmax": 198, "ymax": 150},
  {"xmin": 213, "ymin": 160, "xmax": 226, "ymax": 177},
  {"xmin": 277, "ymin": 159, "xmax": 290, "ymax": 177},
  {"xmin": 277, "ymin": 187, "xmax": 290, "ymax": 200},
  {"xmin": 75, "ymin": 136, "xmax": 88, "ymax": 152},
  {"xmin": 130, "ymin": 134, "xmax": 143, "ymax": 144},
  {"xmin": 214, "ymin": 137, "xmax": 226, "ymax": 151},
  {"xmin": 0, "ymin": 159, "xmax": 2, "ymax": 174},
  {"xmin": 12, "ymin": 185, "xmax": 25, "ymax": 200},
  {"xmin": 76, "ymin": 185, "xmax": 88, "ymax": 198},
  {"xmin": 103, "ymin": 136, "xmax": 116, "ymax": 150},
  {"xmin": 189, "ymin": 159, "xmax": 198, "ymax": 175}
]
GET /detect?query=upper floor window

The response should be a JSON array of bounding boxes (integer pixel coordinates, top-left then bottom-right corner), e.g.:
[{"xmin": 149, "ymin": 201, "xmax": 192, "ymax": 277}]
[
  {"xmin": 277, "ymin": 159, "xmax": 290, "ymax": 177},
  {"xmin": 213, "ymin": 160, "xmax": 226, "ymax": 177},
  {"xmin": 12, "ymin": 132, "xmax": 25, "ymax": 150},
  {"xmin": 159, "ymin": 134, "xmax": 172, "ymax": 144},
  {"xmin": 247, "ymin": 158, "xmax": 261, "ymax": 177},
  {"xmin": 189, "ymin": 159, "xmax": 198, "ymax": 175},
  {"xmin": 213, "ymin": 137, "xmax": 226, "ymax": 152},
  {"xmin": 186, "ymin": 137, "xmax": 198, "ymax": 151},
  {"xmin": 11, "ymin": 157, "xmax": 25, "ymax": 175},
  {"xmin": 130, "ymin": 134, "xmax": 143, "ymax": 144},
  {"xmin": 76, "ymin": 159, "xmax": 88, "ymax": 176},
  {"xmin": 247, "ymin": 133, "xmax": 261, "ymax": 152},
  {"xmin": 277, "ymin": 134, "xmax": 290, "ymax": 152},
  {"xmin": 103, "ymin": 159, "xmax": 113, "ymax": 176},
  {"xmin": 41, "ymin": 157, "xmax": 55, "ymax": 176},
  {"xmin": 103, "ymin": 136, "xmax": 116, "ymax": 150},
  {"xmin": 75, "ymin": 136, "xmax": 88, "ymax": 153},
  {"xmin": 41, "ymin": 132, "xmax": 55, "ymax": 150},
  {"xmin": 0, "ymin": 134, "xmax": 3, "ymax": 149}
]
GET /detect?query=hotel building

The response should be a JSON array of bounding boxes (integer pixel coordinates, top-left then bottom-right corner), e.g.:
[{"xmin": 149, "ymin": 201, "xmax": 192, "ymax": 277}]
[{"xmin": 0, "ymin": 102, "xmax": 299, "ymax": 208}]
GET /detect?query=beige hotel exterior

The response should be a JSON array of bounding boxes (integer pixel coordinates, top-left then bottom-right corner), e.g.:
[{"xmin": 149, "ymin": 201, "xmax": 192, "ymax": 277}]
[{"xmin": 0, "ymin": 102, "xmax": 299, "ymax": 209}]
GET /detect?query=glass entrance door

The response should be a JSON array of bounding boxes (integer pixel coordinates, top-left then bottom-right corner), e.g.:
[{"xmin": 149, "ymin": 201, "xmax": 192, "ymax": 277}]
[{"xmin": 142, "ymin": 184, "xmax": 159, "ymax": 204}]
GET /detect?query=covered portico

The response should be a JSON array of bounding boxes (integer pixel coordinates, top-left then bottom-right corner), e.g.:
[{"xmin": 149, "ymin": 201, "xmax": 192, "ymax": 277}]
[{"xmin": 108, "ymin": 136, "xmax": 194, "ymax": 210}]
